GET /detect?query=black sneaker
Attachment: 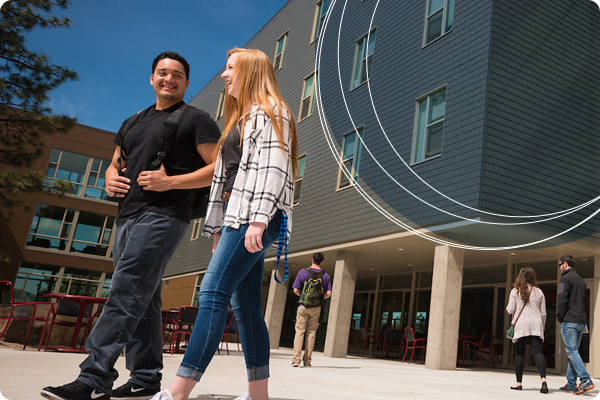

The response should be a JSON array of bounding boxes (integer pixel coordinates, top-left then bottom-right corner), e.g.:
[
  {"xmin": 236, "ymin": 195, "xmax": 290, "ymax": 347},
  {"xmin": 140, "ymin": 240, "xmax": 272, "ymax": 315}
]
[
  {"xmin": 111, "ymin": 382, "xmax": 159, "ymax": 400},
  {"xmin": 558, "ymin": 384, "xmax": 577, "ymax": 394},
  {"xmin": 41, "ymin": 380, "xmax": 109, "ymax": 400}
]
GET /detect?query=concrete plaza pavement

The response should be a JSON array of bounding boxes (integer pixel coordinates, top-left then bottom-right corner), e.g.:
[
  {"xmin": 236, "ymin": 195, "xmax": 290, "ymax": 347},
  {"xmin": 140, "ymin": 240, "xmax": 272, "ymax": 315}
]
[{"xmin": 0, "ymin": 344, "xmax": 597, "ymax": 400}]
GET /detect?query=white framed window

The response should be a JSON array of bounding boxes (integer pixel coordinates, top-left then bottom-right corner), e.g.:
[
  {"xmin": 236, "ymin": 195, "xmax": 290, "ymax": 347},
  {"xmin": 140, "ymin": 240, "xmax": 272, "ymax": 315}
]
[
  {"xmin": 293, "ymin": 154, "xmax": 307, "ymax": 205},
  {"xmin": 27, "ymin": 203, "xmax": 116, "ymax": 258},
  {"xmin": 311, "ymin": 0, "xmax": 331, "ymax": 42},
  {"xmin": 299, "ymin": 72, "xmax": 317, "ymax": 121},
  {"xmin": 215, "ymin": 90, "xmax": 226, "ymax": 120},
  {"xmin": 424, "ymin": 0, "xmax": 454, "ymax": 46},
  {"xmin": 45, "ymin": 149, "xmax": 116, "ymax": 202},
  {"xmin": 190, "ymin": 218, "xmax": 202, "ymax": 241},
  {"xmin": 337, "ymin": 127, "xmax": 363, "ymax": 189},
  {"xmin": 274, "ymin": 32, "xmax": 288, "ymax": 71},
  {"xmin": 412, "ymin": 87, "xmax": 446, "ymax": 163},
  {"xmin": 351, "ymin": 29, "xmax": 376, "ymax": 90}
]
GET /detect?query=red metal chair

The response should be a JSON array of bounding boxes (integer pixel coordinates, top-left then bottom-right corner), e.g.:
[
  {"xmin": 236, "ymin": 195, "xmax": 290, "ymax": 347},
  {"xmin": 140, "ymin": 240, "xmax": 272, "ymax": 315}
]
[
  {"xmin": 357, "ymin": 327, "xmax": 379, "ymax": 357},
  {"xmin": 403, "ymin": 327, "xmax": 426, "ymax": 364},
  {"xmin": 381, "ymin": 329, "xmax": 403, "ymax": 359},
  {"xmin": 0, "ymin": 281, "xmax": 56, "ymax": 350},
  {"xmin": 161, "ymin": 309, "xmax": 179, "ymax": 349},
  {"xmin": 169, "ymin": 306, "xmax": 199, "ymax": 354},
  {"xmin": 219, "ymin": 309, "xmax": 240, "ymax": 355},
  {"xmin": 42, "ymin": 299, "xmax": 93, "ymax": 350},
  {"xmin": 462, "ymin": 332, "xmax": 496, "ymax": 370}
]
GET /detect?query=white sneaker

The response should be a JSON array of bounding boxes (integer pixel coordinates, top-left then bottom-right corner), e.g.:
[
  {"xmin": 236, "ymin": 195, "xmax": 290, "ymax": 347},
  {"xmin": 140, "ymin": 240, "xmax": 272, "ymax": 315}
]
[
  {"xmin": 150, "ymin": 390, "xmax": 174, "ymax": 400},
  {"xmin": 234, "ymin": 392, "xmax": 252, "ymax": 400}
]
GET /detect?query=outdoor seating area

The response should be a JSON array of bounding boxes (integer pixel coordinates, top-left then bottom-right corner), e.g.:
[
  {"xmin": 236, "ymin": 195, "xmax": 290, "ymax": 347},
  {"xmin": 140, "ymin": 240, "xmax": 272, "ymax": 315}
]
[
  {"xmin": 0, "ymin": 281, "xmax": 107, "ymax": 353},
  {"xmin": 356, "ymin": 326, "xmax": 428, "ymax": 364}
]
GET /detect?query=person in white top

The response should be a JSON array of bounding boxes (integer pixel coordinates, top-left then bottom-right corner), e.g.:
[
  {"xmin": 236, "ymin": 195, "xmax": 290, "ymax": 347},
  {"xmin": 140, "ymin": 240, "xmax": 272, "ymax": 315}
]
[{"xmin": 506, "ymin": 267, "xmax": 548, "ymax": 393}]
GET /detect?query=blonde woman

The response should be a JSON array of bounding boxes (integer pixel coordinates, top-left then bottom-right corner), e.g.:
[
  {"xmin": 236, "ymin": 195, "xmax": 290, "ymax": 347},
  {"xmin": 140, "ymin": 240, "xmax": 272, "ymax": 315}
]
[
  {"xmin": 152, "ymin": 48, "xmax": 297, "ymax": 400},
  {"xmin": 506, "ymin": 267, "xmax": 548, "ymax": 393}
]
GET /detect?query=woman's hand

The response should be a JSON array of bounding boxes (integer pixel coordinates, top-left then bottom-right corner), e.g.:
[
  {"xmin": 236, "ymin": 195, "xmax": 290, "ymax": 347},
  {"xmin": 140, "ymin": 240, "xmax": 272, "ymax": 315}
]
[
  {"xmin": 212, "ymin": 231, "xmax": 221, "ymax": 254},
  {"xmin": 245, "ymin": 222, "xmax": 266, "ymax": 253}
]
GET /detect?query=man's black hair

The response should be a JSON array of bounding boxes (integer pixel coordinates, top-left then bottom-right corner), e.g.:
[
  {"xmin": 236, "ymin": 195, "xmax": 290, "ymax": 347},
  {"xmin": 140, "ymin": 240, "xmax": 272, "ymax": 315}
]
[
  {"xmin": 312, "ymin": 252, "xmax": 324, "ymax": 265},
  {"xmin": 152, "ymin": 51, "xmax": 190, "ymax": 80},
  {"xmin": 560, "ymin": 254, "xmax": 575, "ymax": 268}
]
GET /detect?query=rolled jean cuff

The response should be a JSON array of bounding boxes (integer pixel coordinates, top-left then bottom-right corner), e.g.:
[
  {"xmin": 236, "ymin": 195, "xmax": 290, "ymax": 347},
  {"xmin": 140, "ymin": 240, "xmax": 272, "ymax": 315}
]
[
  {"xmin": 176, "ymin": 365, "xmax": 205, "ymax": 382},
  {"xmin": 247, "ymin": 364, "xmax": 269, "ymax": 382}
]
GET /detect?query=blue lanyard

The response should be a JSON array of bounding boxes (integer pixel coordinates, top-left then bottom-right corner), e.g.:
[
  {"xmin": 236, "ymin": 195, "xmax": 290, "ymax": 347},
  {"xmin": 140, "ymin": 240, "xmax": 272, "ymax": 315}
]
[{"xmin": 274, "ymin": 211, "xmax": 288, "ymax": 283}]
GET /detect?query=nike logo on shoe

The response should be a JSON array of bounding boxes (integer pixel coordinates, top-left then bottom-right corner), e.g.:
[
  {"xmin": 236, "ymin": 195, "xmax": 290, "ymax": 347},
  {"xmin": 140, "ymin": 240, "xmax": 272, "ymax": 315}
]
[
  {"xmin": 91, "ymin": 390, "xmax": 105, "ymax": 399},
  {"xmin": 131, "ymin": 387, "xmax": 146, "ymax": 393}
]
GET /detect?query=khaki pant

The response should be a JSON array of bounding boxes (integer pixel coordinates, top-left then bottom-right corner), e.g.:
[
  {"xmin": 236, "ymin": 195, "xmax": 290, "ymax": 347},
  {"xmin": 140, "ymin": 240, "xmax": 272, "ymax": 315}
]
[{"xmin": 292, "ymin": 305, "xmax": 321, "ymax": 365}]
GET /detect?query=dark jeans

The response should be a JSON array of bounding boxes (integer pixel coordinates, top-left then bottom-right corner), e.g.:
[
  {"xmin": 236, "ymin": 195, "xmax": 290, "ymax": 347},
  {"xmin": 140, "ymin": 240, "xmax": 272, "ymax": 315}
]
[
  {"xmin": 514, "ymin": 336, "xmax": 546, "ymax": 383},
  {"xmin": 78, "ymin": 211, "xmax": 188, "ymax": 392}
]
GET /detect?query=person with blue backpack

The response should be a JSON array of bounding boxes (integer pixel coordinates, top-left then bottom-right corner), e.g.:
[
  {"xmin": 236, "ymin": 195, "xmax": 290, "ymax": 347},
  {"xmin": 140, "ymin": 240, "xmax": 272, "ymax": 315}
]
[{"xmin": 291, "ymin": 252, "xmax": 332, "ymax": 368}]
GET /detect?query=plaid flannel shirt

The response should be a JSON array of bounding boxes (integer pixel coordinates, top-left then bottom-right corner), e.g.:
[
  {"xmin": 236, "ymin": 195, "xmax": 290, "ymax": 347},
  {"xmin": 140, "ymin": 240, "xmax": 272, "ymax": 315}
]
[{"xmin": 203, "ymin": 104, "xmax": 294, "ymax": 245}]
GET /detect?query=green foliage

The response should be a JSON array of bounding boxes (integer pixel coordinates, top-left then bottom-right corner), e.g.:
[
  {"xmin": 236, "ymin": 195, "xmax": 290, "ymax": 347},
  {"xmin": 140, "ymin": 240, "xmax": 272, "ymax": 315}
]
[{"xmin": 0, "ymin": 0, "xmax": 78, "ymax": 209}]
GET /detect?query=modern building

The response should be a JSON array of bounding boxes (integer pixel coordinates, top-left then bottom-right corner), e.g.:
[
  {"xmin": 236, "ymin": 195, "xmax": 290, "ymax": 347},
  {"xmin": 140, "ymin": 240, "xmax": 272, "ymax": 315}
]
[
  {"xmin": 0, "ymin": 123, "xmax": 117, "ymax": 302},
  {"xmin": 163, "ymin": 0, "xmax": 600, "ymax": 377}
]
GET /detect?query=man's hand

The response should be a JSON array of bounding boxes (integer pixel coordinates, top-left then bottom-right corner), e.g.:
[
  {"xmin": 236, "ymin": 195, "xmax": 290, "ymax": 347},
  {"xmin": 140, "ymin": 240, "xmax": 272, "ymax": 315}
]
[
  {"xmin": 106, "ymin": 169, "xmax": 130, "ymax": 197},
  {"xmin": 137, "ymin": 164, "xmax": 173, "ymax": 191}
]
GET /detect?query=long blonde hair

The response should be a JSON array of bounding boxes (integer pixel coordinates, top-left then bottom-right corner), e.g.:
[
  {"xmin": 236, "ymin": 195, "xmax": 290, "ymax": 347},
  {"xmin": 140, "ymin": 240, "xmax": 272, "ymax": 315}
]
[{"xmin": 218, "ymin": 47, "xmax": 299, "ymax": 179}]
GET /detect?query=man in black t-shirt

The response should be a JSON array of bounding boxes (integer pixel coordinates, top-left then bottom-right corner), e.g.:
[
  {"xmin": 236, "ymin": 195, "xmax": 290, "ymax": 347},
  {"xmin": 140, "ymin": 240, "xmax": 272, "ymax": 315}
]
[{"xmin": 42, "ymin": 52, "xmax": 220, "ymax": 400}]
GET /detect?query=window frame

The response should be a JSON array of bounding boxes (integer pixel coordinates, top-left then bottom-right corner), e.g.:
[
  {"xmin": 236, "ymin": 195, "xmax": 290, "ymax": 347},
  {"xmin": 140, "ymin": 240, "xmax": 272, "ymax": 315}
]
[
  {"xmin": 311, "ymin": 0, "xmax": 331, "ymax": 42},
  {"xmin": 27, "ymin": 203, "xmax": 116, "ymax": 258},
  {"xmin": 293, "ymin": 154, "xmax": 307, "ymax": 205},
  {"xmin": 423, "ymin": 0, "xmax": 454, "ymax": 47},
  {"xmin": 411, "ymin": 86, "xmax": 447, "ymax": 164},
  {"xmin": 215, "ymin": 89, "xmax": 226, "ymax": 120},
  {"xmin": 45, "ymin": 149, "xmax": 116, "ymax": 203},
  {"xmin": 350, "ymin": 29, "xmax": 377, "ymax": 90},
  {"xmin": 190, "ymin": 218, "xmax": 203, "ymax": 241},
  {"xmin": 336, "ymin": 127, "xmax": 364, "ymax": 190},
  {"xmin": 273, "ymin": 31, "xmax": 289, "ymax": 71},
  {"xmin": 299, "ymin": 72, "xmax": 317, "ymax": 121}
]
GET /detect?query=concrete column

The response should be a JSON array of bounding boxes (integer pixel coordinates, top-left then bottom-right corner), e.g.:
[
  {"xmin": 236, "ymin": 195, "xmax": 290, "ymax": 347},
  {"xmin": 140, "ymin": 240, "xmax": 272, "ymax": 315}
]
[
  {"xmin": 592, "ymin": 255, "xmax": 600, "ymax": 378},
  {"xmin": 324, "ymin": 250, "xmax": 358, "ymax": 358},
  {"xmin": 264, "ymin": 267, "xmax": 289, "ymax": 349},
  {"xmin": 425, "ymin": 244, "xmax": 464, "ymax": 370}
]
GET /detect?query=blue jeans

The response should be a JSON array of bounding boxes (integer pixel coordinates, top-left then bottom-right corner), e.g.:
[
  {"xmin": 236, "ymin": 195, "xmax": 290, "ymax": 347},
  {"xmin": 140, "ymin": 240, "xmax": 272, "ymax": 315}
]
[
  {"xmin": 561, "ymin": 322, "xmax": 591, "ymax": 386},
  {"xmin": 78, "ymin": 211, "xmax": 188, "ymax": 392},
  {"xmin": 177, "ymin": 210, "xmax": 282, "ymax": 382}
]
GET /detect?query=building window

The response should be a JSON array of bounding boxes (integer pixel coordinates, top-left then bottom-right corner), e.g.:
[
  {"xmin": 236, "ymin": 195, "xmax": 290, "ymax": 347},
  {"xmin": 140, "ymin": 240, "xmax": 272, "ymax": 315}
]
[
  {"xmin": 337, "ymin": 128, "xmax": 363, "ymax": 189},
  {"xmin": 45, "ymin": 149, "xmax": 115, "ymax": 202},
  {"xmin": 424, "ymin": 0, "xmax": 454, "ymax": 45},
  {"xmin": 190, "ymin": 218, "xmax": 202, "ymax": 241},
  {"xmin": 14, "ymin": 262, "xmax": 112, "ymax": 301},
  {"xmin": 311, "ymin": 0, "xmax": 331, "ymax": 42},
  {"xmin": 293, "ymin": 155, "xmax": 306, "ymax": 205},
  {"xmin": 412, "ymin": 87, "xmax": 446, "ymax": 163},
  {"xmin": 299, "ymin": 72, "xmax": 317, "ymax": 121},
  {"xmin": 274, "ymin": 32, "xmax": 288, "ymax": 71},
  {"xmin": 351, "ymin": 29, "xmax": 376, "ymax": 90},
  {"xmin": 215, "ymin": 90, "xmax": 225, "ymax": 120},
  {"xmin": 27, "ymin": 203, "xmax": 115, "ymax": 257}
]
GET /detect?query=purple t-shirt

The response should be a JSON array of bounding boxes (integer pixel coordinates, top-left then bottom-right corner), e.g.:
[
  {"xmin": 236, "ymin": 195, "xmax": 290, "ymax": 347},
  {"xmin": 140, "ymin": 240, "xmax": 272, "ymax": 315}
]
[{"xmin": 292, "ymin": 267, "xmax": 332, "ymax": 293}]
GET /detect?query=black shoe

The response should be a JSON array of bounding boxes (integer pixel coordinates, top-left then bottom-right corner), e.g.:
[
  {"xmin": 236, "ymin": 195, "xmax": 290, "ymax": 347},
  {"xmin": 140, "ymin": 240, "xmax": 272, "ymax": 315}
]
[
  {"xmin": 111, "ymin": 382, "xmax": 159, "ymax": 399},
  {"xmin": 41, "ymin": 381, "xmax": 109, "ymax": 400},
  {"xmin": 540, "ymin": 381, "xmax": 548, "ymax": 394},
  {"xmin": 510, "ymin": 385, "xmax": 522, "ymax": 390}
]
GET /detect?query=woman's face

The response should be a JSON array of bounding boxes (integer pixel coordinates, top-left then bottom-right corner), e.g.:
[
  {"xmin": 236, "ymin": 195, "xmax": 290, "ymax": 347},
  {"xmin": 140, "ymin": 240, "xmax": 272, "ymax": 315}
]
[{"xmin": 221, "ymin": 53, "xmax": 240, "ymax": 99}]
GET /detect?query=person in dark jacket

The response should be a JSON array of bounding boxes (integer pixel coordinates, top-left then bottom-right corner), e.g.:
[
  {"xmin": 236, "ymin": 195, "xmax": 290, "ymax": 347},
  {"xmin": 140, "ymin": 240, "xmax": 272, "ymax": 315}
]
[{"xmin": 557, "ymin": 255, "xmax": 594, "ymax": 395}]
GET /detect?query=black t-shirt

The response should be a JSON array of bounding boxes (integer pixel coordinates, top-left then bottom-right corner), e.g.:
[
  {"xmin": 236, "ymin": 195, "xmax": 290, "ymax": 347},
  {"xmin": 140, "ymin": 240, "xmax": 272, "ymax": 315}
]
[
  {"xmin": 222, "ymin": 123, "xmax": 242, "ymax": 194},
  {"xmin": 113, "ymin": 102, "xmax": 221, "ymax": 223}
]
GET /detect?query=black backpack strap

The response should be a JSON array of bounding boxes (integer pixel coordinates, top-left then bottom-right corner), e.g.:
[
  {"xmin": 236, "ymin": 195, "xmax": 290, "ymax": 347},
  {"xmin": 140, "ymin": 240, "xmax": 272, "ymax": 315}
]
[{"xmin": 148, "ymin": 103, "xmax": 193, "ymax": 170}]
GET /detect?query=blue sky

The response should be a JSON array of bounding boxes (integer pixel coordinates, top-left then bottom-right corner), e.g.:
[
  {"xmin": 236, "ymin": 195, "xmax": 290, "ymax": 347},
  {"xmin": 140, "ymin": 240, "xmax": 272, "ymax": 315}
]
[{"xmin": 13, "ymin": 0, "xmax": 290, "ymax": 133}]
